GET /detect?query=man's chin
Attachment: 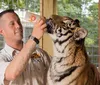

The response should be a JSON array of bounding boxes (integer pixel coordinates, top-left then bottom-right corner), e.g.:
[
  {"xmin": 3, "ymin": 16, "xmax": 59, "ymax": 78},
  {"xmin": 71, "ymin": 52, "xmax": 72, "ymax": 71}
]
[{"xmin": 16, "ymin": 36, "xmax": 23, "ymax": 41}]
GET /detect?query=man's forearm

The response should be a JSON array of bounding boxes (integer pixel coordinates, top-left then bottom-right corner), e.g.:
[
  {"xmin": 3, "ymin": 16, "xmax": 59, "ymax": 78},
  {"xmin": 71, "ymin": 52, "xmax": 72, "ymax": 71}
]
[{"xmin": 5, "ymin": 39, "xmax": 37, "ymax": 81}]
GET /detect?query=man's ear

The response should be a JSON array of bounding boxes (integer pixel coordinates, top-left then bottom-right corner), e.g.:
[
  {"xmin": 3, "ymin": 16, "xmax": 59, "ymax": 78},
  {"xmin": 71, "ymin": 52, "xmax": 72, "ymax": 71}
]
[
  {"xmin": 0, "ymin": 28, "xmax": 3, "ymax": 35},
  {"xmin": 74, "ymin": 28, "xmax": 88, "ymax": 40}
]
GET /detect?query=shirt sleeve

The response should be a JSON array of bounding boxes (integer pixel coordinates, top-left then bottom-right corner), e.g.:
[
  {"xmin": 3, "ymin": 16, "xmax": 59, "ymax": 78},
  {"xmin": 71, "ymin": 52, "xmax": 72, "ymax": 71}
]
[{"xmin": 0, "ymin": 58, "xmax": 10, "ymax": 84}]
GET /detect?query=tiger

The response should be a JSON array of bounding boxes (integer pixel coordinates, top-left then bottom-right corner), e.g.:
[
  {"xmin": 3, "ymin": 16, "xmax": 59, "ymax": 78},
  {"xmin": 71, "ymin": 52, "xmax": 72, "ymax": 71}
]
[{"xmin": 46, "ymin": 15, "xmax": 100, "ymax": 85}]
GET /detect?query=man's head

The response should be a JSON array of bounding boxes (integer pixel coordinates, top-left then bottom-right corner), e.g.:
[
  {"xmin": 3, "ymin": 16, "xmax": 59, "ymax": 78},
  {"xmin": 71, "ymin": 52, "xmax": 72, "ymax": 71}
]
[{"xmin": 0, "ymin": 9, "xmax": 23, "ymax": 44}]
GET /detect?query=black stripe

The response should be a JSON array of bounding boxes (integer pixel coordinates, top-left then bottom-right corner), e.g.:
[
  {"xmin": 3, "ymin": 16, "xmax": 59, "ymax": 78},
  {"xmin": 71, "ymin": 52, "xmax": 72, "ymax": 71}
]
[
  {"xmin": 56, "ymin": 30, "xmax": 72, "ymax": 38},
  {"xmin": 63, "ymin": 30, "xmax": 72, "ymax": 36},
  {"xmin": 54, "ymin": 34, "xmax": 73, "ymax": 53},
  {"xmin": 55, "ymin": 66, "xmax": 78, "ymax": 82},
  {"xmin": 54, "ymin": 34, "xmax": 73, "ymax": 45},
  {"xmin": 61, "ymin": 40, "xmax": 74, "ymax": 53}
]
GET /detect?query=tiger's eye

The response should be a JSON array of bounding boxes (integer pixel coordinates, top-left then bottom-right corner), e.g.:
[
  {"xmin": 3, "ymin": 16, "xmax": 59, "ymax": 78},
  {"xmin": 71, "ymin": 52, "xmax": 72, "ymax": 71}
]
[{"xmin": 67, "ymin": 23, "xmax": 71, "ymax": 27}]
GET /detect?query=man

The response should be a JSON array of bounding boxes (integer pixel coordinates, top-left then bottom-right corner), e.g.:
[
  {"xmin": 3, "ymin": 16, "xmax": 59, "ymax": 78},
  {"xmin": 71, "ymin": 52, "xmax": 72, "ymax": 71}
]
[{"xmin": 0, "ymin": 9, "xmax": 51, "ymax": 85}]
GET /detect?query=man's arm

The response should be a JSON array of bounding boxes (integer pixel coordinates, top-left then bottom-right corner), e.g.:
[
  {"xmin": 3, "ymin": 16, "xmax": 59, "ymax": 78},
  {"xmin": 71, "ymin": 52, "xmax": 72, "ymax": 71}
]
[{"xmin": 4, "ymin": 19, "xmax": 46, "ymax": 81}]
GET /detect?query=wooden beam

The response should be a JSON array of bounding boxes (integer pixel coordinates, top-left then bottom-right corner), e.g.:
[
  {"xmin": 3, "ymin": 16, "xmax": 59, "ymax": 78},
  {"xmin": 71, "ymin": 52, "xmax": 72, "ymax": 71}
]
[
  {"xmin": 40, "ymin": 0, "xmax": 57, "ymax": 17},
  {"xmin": 40, "ymin": 0, "xmax": 57, "ymax": 56}
]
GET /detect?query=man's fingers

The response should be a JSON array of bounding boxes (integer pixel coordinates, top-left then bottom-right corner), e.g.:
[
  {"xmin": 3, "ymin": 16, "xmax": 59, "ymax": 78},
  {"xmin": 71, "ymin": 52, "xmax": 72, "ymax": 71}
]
[
  {"xmin": 40, "ymin": 16, "xmax": 46, "ymax": 21},
  {"xmin": 40, "ymin": 24, "xmax": 47, "ymax": 30},
  {"xmin": 35, "ymin": 16, "xmax": 46, "ymax": 24}
]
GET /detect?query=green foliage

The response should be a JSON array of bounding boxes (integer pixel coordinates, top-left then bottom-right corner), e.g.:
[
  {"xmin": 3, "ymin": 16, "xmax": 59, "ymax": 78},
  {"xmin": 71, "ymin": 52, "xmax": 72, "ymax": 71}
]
[
  {"xmin": 85, "ymin": 38, "xmax": 95, "ymax": 46},
  {"xmin": 0, "ymin": 0, "xmax": 25, "ymax": 9},
  {"xmin": 25, "ymin": 0, "xmax": 40, "ymax": 12},
  {"xmin": 0, "ymin": 0, "xmax": 40, "ymax": 12}
]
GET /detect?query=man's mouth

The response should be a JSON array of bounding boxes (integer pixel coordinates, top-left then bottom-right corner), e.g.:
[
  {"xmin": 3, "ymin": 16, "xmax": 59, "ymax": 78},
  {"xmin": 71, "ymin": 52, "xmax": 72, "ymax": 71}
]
[{"xmin": 15, "ymin": 30, "xmax": 23, "ymax": 35}]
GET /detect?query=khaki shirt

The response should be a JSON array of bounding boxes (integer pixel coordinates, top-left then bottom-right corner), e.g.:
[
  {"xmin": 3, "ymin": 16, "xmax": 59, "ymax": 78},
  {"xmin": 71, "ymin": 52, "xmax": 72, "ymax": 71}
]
[{"xmin": 0, "ymin": 44, "xmax": 51, "ymax": 85}]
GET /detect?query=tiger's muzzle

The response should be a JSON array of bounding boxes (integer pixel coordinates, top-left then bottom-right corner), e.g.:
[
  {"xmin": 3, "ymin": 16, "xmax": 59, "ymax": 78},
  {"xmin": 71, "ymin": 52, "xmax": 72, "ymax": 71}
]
[{"xmin": 46, "ymin": 18, "xmax": 54, "ymax": 34}]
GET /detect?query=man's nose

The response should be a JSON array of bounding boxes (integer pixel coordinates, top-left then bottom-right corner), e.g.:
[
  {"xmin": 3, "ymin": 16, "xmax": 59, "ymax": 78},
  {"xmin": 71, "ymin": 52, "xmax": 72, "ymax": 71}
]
[{"xmin": 16, "ymin": 22, "xmax": 21, "ymax": 29}]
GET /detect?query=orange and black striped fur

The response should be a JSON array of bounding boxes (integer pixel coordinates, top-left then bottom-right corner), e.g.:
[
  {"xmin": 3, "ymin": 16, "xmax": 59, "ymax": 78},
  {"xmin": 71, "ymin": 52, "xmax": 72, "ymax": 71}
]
[{"xmin": 46, "ymin": 15, "xmax": 100, "ymax": 85}]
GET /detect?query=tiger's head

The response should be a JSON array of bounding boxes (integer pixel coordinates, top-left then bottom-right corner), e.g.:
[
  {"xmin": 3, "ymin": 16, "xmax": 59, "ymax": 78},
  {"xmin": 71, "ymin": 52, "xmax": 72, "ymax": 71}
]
[{"xmin": 46, "ymin": 15, "xmax": 88, "ymax": 44}]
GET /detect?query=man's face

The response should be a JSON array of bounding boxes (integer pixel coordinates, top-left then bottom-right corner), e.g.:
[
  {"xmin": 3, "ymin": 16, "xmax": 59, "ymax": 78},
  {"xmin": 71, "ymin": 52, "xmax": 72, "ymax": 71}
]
[{"xmin": 0, "ymin": 12, "xmax": 23, "ymax": 42}]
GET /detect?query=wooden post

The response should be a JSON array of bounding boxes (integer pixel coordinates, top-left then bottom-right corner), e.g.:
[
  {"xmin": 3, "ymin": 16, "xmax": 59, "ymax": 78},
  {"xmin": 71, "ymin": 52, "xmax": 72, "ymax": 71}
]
[
  {"xmin": 40, "ymin": 0, "xmax": 57, "ymax": 56},
  {"xmin": 98, "ymin": 0, "xmax": 100, "ymax": 72}
]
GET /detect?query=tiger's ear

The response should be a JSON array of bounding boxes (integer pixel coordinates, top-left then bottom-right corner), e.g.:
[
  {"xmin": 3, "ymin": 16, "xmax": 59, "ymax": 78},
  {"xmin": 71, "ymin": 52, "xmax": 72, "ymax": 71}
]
[
  {"xmin": 73, "ymin": 19, "xmax": 80, "ymax": 27},
  {"xmin": 74, "ymin": 28, "xmax": 88, "ymax": 40}
]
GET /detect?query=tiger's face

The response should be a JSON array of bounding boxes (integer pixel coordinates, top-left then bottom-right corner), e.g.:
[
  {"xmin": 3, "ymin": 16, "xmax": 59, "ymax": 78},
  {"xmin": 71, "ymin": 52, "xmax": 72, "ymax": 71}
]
[{"xmin": 46, "ymin": 15, "xmax": 87, "ymax": 43}]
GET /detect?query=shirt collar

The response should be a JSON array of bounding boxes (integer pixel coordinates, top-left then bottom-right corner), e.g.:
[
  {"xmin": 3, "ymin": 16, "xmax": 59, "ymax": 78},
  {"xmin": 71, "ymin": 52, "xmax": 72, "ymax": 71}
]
[{"xmin": 4, "ymin": 43, "xmax": 18, "ymax": 57}]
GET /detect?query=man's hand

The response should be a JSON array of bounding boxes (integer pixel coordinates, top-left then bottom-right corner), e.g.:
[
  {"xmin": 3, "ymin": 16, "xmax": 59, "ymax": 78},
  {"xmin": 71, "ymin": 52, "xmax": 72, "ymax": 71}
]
[{"xmin": 32, "ymin": 17, "xmax": 46, "ymax": 40}]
